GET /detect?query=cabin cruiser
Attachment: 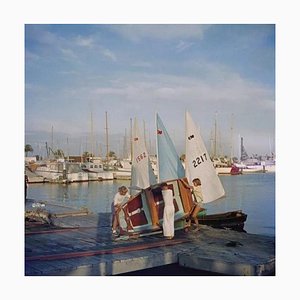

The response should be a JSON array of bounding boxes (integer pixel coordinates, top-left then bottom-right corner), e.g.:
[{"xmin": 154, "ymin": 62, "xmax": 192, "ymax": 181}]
[{"xmin": 81, "ymin": 159, "xmax": 114, "ymax": 180}]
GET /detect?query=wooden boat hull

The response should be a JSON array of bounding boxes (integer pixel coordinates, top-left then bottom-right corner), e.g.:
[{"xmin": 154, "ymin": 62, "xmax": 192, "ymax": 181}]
[
  {"xmin": 197, "ymin": 210, "xmax": 247, "ymax": 231},
  {"xmin": 119, "ymin": 178, "xmax": 194, "ymax": 234},
  {"xmin": 117, "ymin": 178, "xmax": 247, "ymax": 235}
]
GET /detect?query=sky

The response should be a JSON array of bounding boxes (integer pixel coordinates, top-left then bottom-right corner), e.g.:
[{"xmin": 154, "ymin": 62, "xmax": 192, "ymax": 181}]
[{"xmin": 25, "ymin": 24, "xmax": 275, "ymax": 159}]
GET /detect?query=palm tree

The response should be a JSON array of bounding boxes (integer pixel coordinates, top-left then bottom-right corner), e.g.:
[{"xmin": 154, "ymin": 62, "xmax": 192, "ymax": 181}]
[
  {"xmin": 25, "ymin": 144, "xmax": 33, "ymax": 157},
  {"xmin": 108, "ymin": 151, "xmax": 116, "ymax": 158},
  {"xmin": 54, "ymin": 149, "xmax": 64, "ymax": 158}
]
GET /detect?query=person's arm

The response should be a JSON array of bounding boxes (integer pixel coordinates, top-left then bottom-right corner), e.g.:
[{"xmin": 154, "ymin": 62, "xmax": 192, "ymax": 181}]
[
  {"xmin": 123, "ymin": 192, "xmax": 131, "ymax": 202},
  {"xmin": 179, "ymin": 178, "xmax": 193, "ymax": 190}
]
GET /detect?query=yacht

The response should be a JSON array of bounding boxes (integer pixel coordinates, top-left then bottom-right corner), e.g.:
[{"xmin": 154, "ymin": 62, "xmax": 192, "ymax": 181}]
[{"xmin": 81, "ymin": 158, "xmax": 114, "ymax": 180}]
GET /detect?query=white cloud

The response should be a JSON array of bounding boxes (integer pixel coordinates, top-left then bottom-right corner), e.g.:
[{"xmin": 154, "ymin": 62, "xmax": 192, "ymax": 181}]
[
  {"xmin": 111, "ymin": 24, "xmax": 210, "ymax": 42},
  {"xmin": 60, "ymin": 48, "xmax": 77, "ymax": 60},
  {"xmin": 175, "ymin": 40, "xmax": 194, "ymax": 52},
  {"xmin": 101, "ymin": 48, "xmax": 117, "ymax": 61},
  {"xmin": 26, "ymin": 66, "xmax": 275, "ymax": 156},
  {"xmin": 25, "ymin": 50, "xmax": 40, "ymax": 61},
  {"xmin": 75, "ymin": 36, "xmax": 94, "ymax": 47},
  {"xmin": 132, "ymin": 61, "xmax": 152, "ymax": 68},
  {"xmin": 58, "ymin": 70, "xmax": 79, "ymax": 76}
]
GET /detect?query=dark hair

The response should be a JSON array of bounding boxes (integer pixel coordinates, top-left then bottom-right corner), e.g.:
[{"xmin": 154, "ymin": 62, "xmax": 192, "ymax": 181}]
[
  {"xmin": 118, "ymin": 186, "xmax": 128, "ymax": 193},
  {"xmin": 161, "ymin": 182, "xmax": 168, "ymax": 188},
  {"xmin": 192, "ymin": 178, "xmax": 201, "ymax": 185}
]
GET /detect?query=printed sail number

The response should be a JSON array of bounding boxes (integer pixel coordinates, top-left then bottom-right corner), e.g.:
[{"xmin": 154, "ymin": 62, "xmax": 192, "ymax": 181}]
[{"xmin": 192, "ymin": 153, "xmax": 208, "ymax": 168}]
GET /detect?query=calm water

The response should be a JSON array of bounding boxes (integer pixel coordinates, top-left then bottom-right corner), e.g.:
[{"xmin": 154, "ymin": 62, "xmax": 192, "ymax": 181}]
[{"xmin": 27, "ymin": 173, "xmax": 275, "ymax": 237}]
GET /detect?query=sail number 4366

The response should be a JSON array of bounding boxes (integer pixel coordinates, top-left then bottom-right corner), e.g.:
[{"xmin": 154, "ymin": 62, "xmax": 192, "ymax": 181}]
[{"xmin": 192, "ymin": 153, "xmax": 208, "ymax": 168}]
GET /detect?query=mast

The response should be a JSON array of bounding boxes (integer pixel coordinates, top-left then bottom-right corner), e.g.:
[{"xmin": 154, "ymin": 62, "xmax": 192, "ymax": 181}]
[
  {"xmin": 230, "ymin": 113, "xmax": 234, "ymax": 164},
  {"xmin": 51, "ymin": 126, "xmax": 53, "ymax": 151},
  {"xmin": 123, "ymin": 128, "xmax": 128, "ymax": 159},
  {"xmin": 209, "ymin": 129, "xmax": 214, "ymax": 158},
  {"xmin": 240, "ymin": 136, "xmax": 243, "ymax": 161},
  {"xmin": 67, "ymin": 137, "xmax": 69, "ymax": 161},
  {"xmin": 98, "ymin": 143, "xmax": 102, "ymax": 158},
  {"xmin": 105, "ymin": 111, "xmax": 109, "ymax": 166},
  {"xmin": 213, "ymin": 112, "xmax": 217, "ymax": 159},
  {"xmin": 130, "ymin": 117, "xmax": 133, "ymax": 161},
  {"xmin": 238, "ymin": 134, "xmax": 241, "ymax": 162},
  {"xmin": 79, "ymin": 140, "xmax": 83, "ymax": 163},
  {"xmin": 45, "ymin": 142, "xmax": 49, "ymax": 158},
  {"xmin": 240, "ymin": 136, "xmax": 248, "ymax": 161},
  {"xmin": 90, "ymin": 110, "xmax": 94, "ymax": 157},
  {"xmin": 155, "ymin": 113, "xmax": 159, "ymax": 183},
  {"xmin": 268, "ymin": 136, "xmax": 273, "ymax": 158}
]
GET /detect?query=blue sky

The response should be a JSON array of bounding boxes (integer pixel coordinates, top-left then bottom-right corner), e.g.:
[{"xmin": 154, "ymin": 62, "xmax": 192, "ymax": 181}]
[{"xmin": 25, "ymin": 24, "xmax": 275, "ymax": 158}]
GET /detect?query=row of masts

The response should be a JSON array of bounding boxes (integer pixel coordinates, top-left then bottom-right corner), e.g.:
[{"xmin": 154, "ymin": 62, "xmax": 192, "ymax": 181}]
[
  {"xmin": 210, "ymin": 112, "xmax": 274, "ymax": 162},
  {"xmin": 88, "ymin": 112, "xmax": 152, "ymax": 163},
  {"xmin": 44, "ymin": 112, "xmax": 273, "ymax": 163},
  {"xmin": 210, "ymin": 112, "xmax": 235, "ymax": 162},
  {"xmin": 46, "ymin": 112, "xmax": 235, "ymax": 162}
]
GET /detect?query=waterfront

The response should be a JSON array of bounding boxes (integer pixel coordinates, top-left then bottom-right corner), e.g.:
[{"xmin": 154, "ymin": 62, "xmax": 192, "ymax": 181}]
[{"xmin": 27, "ymin": 172, "xmax": 275, "ymax": 237}]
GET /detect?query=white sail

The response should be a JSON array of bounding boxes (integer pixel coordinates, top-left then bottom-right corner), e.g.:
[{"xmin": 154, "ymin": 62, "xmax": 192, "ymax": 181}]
[
  {"xmin": 130, "ymin": 118, "xmax": 156, "ymax": 191},
  {"xmin": 185, "ymin": 111, "xmax": 225, "ymax": 203}
]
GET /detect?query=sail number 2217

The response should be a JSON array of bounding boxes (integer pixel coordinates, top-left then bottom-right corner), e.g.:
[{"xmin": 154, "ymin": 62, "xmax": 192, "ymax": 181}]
[{"xmin": 192, "ymin": 153, "xmax": 208, "ymax": 168}]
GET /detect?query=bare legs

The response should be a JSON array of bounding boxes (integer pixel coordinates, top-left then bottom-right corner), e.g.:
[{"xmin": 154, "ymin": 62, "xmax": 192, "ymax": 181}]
[
  {"xmin": 112, "ymin": 206, "xmax": 120, "ymax": 234},
  {"xmin": 186, "ymin": 204, "xmax": 203, "ymax": 231}
]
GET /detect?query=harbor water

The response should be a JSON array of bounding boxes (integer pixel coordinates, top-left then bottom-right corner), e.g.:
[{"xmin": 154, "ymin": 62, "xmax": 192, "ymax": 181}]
[{"xmin": 26, "ymin": 173, "xmax": 275, "ymax": 237}]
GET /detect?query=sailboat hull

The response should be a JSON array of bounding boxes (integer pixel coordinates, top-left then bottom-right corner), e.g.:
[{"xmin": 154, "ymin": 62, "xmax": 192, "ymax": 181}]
[
  {"xmin": 119, "ymin": 178, "xmax": 194, "ymax": 234},
  {"xmin": 197, "ymin": 210, "xmax": 247, "ymax": 231}
]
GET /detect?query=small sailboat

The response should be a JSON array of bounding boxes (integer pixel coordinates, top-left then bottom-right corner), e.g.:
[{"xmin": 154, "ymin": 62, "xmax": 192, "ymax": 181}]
[{"xmin": 185, "ymin": 110, "xmax": 247, "ymax": 228}]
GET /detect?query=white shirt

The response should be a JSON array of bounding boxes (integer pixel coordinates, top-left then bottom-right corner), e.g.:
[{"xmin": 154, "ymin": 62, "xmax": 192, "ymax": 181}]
[
  {"xmin": 162, "ymin": 189, "xmax": 173, "ymax": 207},
  {"xmin": 193, "ymin": 185, "xmax": 203, "ymax": 203},
  {"xmin": 113, "ymin": 192, "xmax": 130, "ymax": 206}
]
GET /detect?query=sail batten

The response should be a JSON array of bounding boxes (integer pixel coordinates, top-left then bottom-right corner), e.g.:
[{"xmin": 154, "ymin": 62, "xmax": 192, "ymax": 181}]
[{"xmin": 185, "ymin": 111, "xmax": 225, "ymax": 203}]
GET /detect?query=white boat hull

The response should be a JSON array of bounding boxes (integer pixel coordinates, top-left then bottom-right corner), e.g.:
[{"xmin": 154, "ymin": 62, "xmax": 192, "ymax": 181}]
[
  {"xmin": 84, "ymin": 170, "xmax": 114, "ymax": 180},
  {"xmin": 113, "ymin": 170, "xmax": 131, "ymax": 180},
  {"xmin": 35, "ymin": 161, "xmax": 89, "ymax": 182},
  {"xmin": 215, "ymin": 167, "xmax": 232, "ymax": 175}
]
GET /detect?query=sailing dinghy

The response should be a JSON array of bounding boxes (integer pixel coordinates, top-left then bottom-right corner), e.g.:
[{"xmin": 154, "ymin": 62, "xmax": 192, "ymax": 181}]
[{"xmin": 185, "ymin": 110, "xmax": 247, "ymax": 228}]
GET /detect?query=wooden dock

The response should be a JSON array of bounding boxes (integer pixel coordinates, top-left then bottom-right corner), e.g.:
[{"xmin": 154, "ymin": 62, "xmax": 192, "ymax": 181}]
[{"xmin": 25, "ymin": 200, "xmax": 275, "ymax": 276}]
